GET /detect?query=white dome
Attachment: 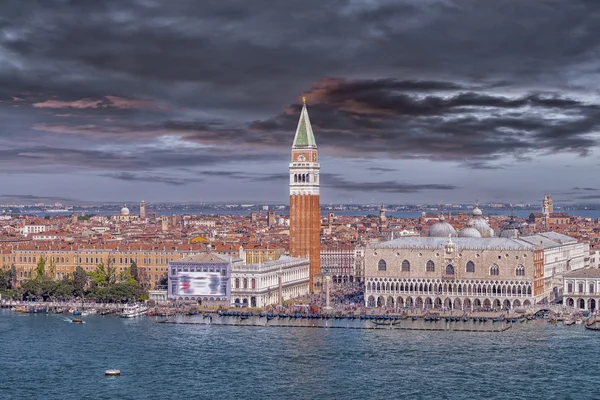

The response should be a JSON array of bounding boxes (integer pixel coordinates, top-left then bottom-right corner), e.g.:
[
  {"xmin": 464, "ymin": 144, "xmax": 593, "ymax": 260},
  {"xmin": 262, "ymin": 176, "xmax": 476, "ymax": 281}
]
[
  {"xmin": 459, "ymin": 220, "xmax": 482, "ymax": 238},
  {"xmin": 472, "ymin": 206, "xmax": 482, "ymax": 216},
  {"xmin": 429, "ymin": 216, "xmax": 457, "ymax": 237},
  {"xmin": 471, "ymin": 217, "xmax": 492, "ymax": 237},
  {"xmin": 121, "ymin": 205, "xmax": 130, "ymax": 215}
]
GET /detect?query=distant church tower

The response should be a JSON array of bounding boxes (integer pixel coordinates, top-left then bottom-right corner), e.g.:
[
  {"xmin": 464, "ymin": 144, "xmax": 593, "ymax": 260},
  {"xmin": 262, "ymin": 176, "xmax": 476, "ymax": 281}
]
[
  {"xmin": 140, "ymin": 200, "xmax": 146, "ymax": 220},
  {"xmin": 542, "ymin": 194, "xmax": 550, "ymax": 217},
  {"xmin": 289, "ymin": 97, "xmax": 321, "ymax": 291}
]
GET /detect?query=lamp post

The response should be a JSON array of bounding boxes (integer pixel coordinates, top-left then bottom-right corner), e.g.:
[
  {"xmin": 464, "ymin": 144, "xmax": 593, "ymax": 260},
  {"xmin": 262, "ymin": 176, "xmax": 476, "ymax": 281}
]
[{"xmin": 323, "ymin": 267, "xmax": 332, "ymax": 312}]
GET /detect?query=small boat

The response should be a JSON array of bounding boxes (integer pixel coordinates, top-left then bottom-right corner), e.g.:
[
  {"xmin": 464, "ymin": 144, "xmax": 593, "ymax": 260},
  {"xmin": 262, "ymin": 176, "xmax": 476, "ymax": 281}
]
[
  {"xmin": 105, "ymin": 369, "xmax": 121, "ymax": 376},
  {"xmin": 412, "ymin": 316, "xmax": 418, "ymax": 321},
  {"xmin": 73, "ymin": 311, "xmax": 81, "ymax": 316},
  {"xmin": 584, "ymin": 323, "xmax": 600, "ymax": 331},
  {"xmin": 120, "ymin": 305, "xmax": 149, "ymax": 318},
  {"xmin": 72, "ymin": 318, "xmax": 84, "ymax": 324}
]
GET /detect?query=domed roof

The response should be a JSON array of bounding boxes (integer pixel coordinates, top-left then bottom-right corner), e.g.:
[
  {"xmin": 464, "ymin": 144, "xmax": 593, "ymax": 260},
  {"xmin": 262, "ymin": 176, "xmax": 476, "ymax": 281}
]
[
  {"xmin": 472, "ymin": 206, "xmax": 482, "ymax": 216},
  {"xmin": 121, "ymin": 204, "xmax": 130, "ymax": 215},
  {"xmin": 459, "ymin": 220, "xmax": 482, "ymax": 238},
  {"xmin": 471, "ymin": 216, "xmax": 492, "ymax": 237},
  {"xmin": 429, "ymin": 215, "xmax": 457, "ymax": 237}
]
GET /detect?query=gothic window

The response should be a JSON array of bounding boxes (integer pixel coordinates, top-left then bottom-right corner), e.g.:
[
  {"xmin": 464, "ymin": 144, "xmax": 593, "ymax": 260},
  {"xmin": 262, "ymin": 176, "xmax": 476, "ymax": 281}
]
[
  {"xmin": 377, "ymin": 259, "xmax": 387, "ymax": 271},
  {"xmin": 235, "ymin": 278, "xmax": 240, "ymax": 289},
  {"xmin": 446, "ymin": 264, "xmax": 455, "ymax": 275},
  {"xmin": 489, "ymin": 264, "xmax": 499, "ymax": 276},
  {"xmin": 515, "ymin": 264, "xmax": 525, "ymax": 276},
  {"xmin": 466, "ymin": 261, "xmax": 475, "ymax": 273},
  {"xmin": 294, "ymin": 174, "xmax": 298, "ymax": 183},
  {"xmin": 402, "ymin": 260, "xmax": 410, "ymax": 272},
  {"xmin": 426, "ymin": 260, "xmax": 435, "ymax": 272}
]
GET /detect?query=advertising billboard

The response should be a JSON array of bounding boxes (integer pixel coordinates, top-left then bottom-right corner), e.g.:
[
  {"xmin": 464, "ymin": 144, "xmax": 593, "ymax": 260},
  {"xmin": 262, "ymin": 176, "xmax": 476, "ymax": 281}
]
[{"xmin": 177, "ymin": 272, "xmax": 228, "ymax": 297}]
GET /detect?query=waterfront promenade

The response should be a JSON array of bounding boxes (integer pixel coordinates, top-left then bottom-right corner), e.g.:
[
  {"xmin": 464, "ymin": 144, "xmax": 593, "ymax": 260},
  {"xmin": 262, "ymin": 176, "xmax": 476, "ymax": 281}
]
[{"xmin": 1, "ymin": 298, "xmax": 593, "ymax": 333}]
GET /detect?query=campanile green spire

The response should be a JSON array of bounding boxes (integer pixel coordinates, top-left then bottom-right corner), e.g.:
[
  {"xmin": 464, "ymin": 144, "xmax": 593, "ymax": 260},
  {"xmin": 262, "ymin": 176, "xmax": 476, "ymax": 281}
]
[{"xmin": 292, "ymin": 97, "xmax": 317, "ymax": 148}]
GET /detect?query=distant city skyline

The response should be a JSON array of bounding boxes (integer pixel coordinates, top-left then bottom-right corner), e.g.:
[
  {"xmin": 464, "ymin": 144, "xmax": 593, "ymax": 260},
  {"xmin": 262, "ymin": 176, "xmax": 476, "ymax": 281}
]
[{"xmin": 2, "ymin": 1, "xmax": 600, "ymax": 204}]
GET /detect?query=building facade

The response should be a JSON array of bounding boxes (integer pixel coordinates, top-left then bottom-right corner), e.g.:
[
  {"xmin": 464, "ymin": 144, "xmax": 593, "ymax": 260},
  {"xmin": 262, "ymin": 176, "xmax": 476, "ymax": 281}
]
[
  {"xmin": 364, "ymin": 233, "xmax": 586, "ymax": 310},
  {"xmin": 231, "ymin": 256, "xmax": 310, "ymax": 308},
  {"xmin": 1, "ymin": 242, "xmax": 209, "ymax": 289},
  {"xmin": 289, "ymin": 98, "xmax": 321, "ymax": 290},
  {"xmin": 167, "ymin": 252, "xmax": 233, "ymax": 305},
  {"xmin": 563, "ymin": 269, "xmax": 600, "ymax": 311},
  {"xmin": 320, "ymin": 244, "xmax": 361, "ymax": 285}
]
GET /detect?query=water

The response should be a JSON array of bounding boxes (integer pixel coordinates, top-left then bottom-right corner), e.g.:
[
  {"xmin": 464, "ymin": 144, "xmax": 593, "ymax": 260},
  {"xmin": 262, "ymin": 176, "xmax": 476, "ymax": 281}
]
[{"xmin": 1, "ymin": 310, "xmax": 599, "ymax": 399}]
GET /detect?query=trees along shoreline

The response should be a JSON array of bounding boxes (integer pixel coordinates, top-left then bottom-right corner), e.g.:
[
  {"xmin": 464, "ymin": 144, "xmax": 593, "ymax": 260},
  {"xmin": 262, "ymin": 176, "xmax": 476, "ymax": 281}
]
[{"xmin": 1, "ymin": 258, "xmax": 148, "ymax": 303}]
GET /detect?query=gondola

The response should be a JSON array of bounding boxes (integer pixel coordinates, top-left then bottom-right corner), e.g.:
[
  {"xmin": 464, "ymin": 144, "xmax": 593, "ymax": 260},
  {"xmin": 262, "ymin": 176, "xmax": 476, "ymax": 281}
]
[
  {"xmin": 584, "ymin": 323, "xmax": 600, "ymax": 331},
  {"xmin": 412, "ymin": 316, "xmax": 418, "ymax": 320}
]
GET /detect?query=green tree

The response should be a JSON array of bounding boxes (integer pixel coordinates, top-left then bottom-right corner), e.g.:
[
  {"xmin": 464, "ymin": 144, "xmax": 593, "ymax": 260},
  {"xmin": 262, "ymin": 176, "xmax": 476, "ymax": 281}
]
[
  {"xmin": 34, "ymin": 257, "xmax": 46, "ymax": 281},
  {"xmin": 73, "ymin": 266, "xmax": 88, "ymax": 297},
  {"xmin": 47, "ymin": 257, "xmax": 56, "ymax": 280},
  {"xmin": 89, "ymin": 260, "xmax": 116, "ymax": 287},
  {"xmin": 10, "ymin": 264, "xmax": 17, "ymax": 289},
  {"xmin": 129, "ymin": 261, "xmax": 138, "ymax": 282},
  {"xmin": 0, "ymin": 270, "xmax": 10, "ymax": 290}
]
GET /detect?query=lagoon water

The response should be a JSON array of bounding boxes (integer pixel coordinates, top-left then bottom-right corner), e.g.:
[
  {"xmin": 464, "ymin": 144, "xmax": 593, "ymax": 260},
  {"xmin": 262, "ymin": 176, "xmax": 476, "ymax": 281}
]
[{"xmin": 1, "ymin": 310, "xmax": 599, "ymax": 400}]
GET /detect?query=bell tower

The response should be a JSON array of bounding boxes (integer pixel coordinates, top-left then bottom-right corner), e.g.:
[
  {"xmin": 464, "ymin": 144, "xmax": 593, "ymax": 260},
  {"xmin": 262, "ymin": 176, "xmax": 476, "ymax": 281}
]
[{"xmin": 289, "ymin": 97, "xmax": 321, "ymax": 291}]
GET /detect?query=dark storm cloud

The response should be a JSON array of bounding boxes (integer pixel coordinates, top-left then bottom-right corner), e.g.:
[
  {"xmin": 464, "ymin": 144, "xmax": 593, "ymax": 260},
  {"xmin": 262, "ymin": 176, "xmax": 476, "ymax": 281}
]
[
  {"xmin": 0, "ymin": 194, "xmax": 79, "ymax": 204},
  {"xmin": 1, "ymin": 0, "xmax": 600, "ymax": 201},
  {"xmin": 0, "ymin": 146, "xmax": 273, "ymax": 173},
  {"xmin": 104, "ymin": 172, "xmax": 202, "ymax": 186},
  {"xmin": 367, "ymin": 167, "xmax": 397, "ymax": 172},
  {"xmin": 321, "ymin": 173, "xmax": 457, "ymax": 193}
]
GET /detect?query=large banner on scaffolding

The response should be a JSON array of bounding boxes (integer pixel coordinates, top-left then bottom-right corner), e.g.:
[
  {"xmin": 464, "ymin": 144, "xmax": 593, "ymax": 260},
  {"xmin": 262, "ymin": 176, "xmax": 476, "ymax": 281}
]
[{"xmin": 177, "ymin": 272, "xmax": 228, "ymax": 297}]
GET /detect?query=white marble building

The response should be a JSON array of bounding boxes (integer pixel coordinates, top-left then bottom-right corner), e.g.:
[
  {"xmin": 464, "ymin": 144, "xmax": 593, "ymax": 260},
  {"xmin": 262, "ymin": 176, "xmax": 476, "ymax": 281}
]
[
  {"xmin": 563, "ymin": 269, "xmax": 600, "ymax": 311},
  {"xmin": 364, "ymin": 231, "xmax": 587, "ymax": 310},
  {"xmin": 231, "ymin": 256, "xmax": 310, "ymax": 308}
]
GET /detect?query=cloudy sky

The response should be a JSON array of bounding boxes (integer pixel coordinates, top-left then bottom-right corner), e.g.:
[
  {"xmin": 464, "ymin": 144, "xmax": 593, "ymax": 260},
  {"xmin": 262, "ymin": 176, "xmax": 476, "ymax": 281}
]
[{"xmin": 1, "ymin": 0, "xmax": 600, "ymax": 205}]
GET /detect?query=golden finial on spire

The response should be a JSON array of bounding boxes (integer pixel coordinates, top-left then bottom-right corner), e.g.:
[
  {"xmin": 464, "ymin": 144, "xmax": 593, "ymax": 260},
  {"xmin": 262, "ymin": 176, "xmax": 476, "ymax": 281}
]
[{"xmin": 302, "ymin": 96, "xmax": 306, "ymax": 105}]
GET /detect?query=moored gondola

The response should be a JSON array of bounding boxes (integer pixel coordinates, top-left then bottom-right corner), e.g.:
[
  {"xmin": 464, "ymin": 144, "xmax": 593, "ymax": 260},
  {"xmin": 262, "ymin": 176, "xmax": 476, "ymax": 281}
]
[{"xmin": 584, "ymin": 323, "xmax": 600, "ymax": 331}]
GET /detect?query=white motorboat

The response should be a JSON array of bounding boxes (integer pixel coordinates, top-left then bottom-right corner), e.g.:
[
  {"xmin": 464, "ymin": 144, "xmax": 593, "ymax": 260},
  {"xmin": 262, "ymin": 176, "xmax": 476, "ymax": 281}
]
[{"xmin": 120, "ymin": 305, "xmax": 149, "ymax": 318}]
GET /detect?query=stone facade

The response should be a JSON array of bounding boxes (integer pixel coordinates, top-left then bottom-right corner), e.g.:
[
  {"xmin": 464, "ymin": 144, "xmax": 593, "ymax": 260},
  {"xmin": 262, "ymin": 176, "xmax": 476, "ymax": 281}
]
[
  {"xmin": 231, "ymin": 256, "xmax": 310, "ymax": 308},
  {"xmin": 563, "ymin": 268, "xmax": 600, "ymax": 311},
  {"xmin": 364, "ymin": 233, "xmax": 586, "ymax": 310}
]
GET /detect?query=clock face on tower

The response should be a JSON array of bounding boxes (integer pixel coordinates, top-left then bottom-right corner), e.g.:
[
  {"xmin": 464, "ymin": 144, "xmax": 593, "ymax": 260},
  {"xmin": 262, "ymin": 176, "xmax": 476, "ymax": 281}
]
[{"xmin": 297, "ymin": 154, "xmax": 305, "ymax": 161}]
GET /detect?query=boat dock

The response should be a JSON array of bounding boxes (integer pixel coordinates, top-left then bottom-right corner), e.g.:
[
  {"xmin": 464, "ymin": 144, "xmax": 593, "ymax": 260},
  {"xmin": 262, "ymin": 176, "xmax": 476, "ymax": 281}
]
[{"xmin": 157, "ymin": 315, "xmax": 514, "ymax": 332}]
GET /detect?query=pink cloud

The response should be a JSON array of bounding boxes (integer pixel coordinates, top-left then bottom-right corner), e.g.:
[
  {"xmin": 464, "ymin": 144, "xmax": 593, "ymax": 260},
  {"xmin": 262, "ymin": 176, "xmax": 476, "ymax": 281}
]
[
  {"xmin": 104, "ymin": 96, "xmax": 170, "ymax": 111},
  {"xmin": 33, "ymin": 98, "xmax": 104, "ymax": 109},
  {"xmin": 32, "ymin": 96, "xmax": 170, "ymax": 111}
]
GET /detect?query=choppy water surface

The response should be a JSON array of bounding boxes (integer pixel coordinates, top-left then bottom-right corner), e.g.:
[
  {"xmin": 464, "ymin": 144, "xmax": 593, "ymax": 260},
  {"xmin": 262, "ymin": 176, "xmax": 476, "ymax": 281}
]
[{"xmin": 1, "ymin": 310, "xmax": 598, "ymax": 399}]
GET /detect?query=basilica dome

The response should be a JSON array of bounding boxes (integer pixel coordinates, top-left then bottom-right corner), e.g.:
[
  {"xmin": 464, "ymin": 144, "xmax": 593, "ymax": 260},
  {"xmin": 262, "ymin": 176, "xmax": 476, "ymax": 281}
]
[
  {"xmin": 472, "ymin": 216, "xmax": 493, "ymax": 237},
  {"xmin": 429, "ymin": 215, "xmax": 457, "ymax": 237},
  {"xmin": 121, "ymin": 205, "xmax": 130, "ymax": 215},
  {"xmin": 458, "ymin": 220, "xmax": 482, "ymax": 238}
]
